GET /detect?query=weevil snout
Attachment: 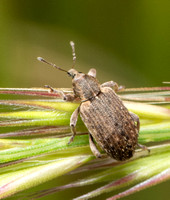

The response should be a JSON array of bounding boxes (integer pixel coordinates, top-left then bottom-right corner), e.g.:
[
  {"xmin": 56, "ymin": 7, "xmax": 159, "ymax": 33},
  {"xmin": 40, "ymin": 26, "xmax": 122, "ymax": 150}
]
[{"xmin": 67, "ymin": 69, "xmax": 80, "ymax": 79}]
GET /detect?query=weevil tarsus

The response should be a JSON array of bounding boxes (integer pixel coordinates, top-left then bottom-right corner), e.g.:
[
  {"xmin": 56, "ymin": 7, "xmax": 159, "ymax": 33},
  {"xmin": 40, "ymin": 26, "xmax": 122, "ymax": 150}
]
[{"xmin": 138, "ymin": 143, "xmax": 150, "ymax": 153}]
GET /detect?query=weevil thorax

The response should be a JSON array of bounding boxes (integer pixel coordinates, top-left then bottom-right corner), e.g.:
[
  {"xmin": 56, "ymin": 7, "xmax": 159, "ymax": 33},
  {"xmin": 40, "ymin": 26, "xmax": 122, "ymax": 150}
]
[{"xmin": 68, "ymin": 69, "xmax": 100, "ymax": 101}]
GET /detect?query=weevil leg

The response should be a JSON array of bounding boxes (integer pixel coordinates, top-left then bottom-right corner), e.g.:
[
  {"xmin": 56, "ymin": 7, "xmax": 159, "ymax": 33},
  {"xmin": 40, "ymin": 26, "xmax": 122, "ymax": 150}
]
[
  {"xmin": 130, "ymin": 112, "xmax": 150, "ymax": 153},
  {"xmin": 68, "ymin": 107, "xmax": 80, "ymax": 144},
  {"xmin": 88, "ymin": 68, "xmax": 96, "ymax": 78},
  {"xmin": 44, "ymin": 85, "xmax": 75, "ymax": 101},
  {"xmin": 101, "ymin": 81, "xmax": 125, "ymax": 92},
  {"xmin": 129, "ymin": 111, "xmax": 140, "ymax": 132},
  {"xmin": 89, "ymin": 134, "xmax": 102, "ymax": 158},
  {"xmin": 138, "ymin": 143, "xmax": 150, "ymax": 153}
]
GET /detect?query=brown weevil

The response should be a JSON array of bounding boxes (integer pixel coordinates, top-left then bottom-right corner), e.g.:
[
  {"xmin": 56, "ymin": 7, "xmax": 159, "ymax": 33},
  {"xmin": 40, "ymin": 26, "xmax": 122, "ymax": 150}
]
[{"xmin": 37, "ymin": 41, "xmax": 148, "ymax": 161}]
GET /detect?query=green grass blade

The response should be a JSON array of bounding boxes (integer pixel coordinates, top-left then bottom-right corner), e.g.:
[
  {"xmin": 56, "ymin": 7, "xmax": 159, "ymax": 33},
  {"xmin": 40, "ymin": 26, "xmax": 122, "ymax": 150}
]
[{"xmin": 0, "ymin": 155, "xmax": 92, "ymax": 199}]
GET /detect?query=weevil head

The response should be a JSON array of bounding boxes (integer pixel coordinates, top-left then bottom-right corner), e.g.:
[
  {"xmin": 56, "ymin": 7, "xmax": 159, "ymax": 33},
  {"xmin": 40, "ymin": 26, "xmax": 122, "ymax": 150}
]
[
  {"xmin": 68, "ymin": 68, "xmax": 100, "ymax": 101},
  {"xmin": 67, "ymin": 69, "xmax": 79, "ymax": 78}
]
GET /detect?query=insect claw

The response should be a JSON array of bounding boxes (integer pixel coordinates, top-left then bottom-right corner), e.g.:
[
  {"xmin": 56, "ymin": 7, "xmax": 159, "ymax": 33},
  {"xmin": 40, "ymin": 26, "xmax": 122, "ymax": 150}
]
[
  {"xmin": 68, "ymin": 136, "xmax": 74, "ymax": 144},
  {"xmin": 44, "ymin": 85, "xmax": 55, "ymax": 93},
  {"xmin": 138, "ymin": 143, "xmax": 150, "ymax": 154}
]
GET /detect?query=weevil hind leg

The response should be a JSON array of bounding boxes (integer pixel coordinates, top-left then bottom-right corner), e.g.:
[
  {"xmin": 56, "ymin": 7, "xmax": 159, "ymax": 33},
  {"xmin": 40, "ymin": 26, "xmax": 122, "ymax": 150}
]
[
  {"xmin": 129, "ymin": 111, "xmax": 140, "ymax": 132},
  {"xmin": 101, "ymin": 81, "xmax": 125, "ymax": 92},
  {"xmin": 68, "ymin": 107, "xmax": 80, "ymax": 144},
  {"xmin": 138, "ymin": 143, "xmax": 150, "ymax": 153},
  {"xmin": 88, "ymin": 68, "xmax": 96, "ymax": 78},
  {"xmin": 89, "ymin": 134, "xmax": 102, "ymax": 158},
  {"xmin": 44, "ymin": 85, "xmax": 75, "ymax": 101},
  {"xmin": 130, "ymin": 112, "xmax": 150, "ymax": 153}
]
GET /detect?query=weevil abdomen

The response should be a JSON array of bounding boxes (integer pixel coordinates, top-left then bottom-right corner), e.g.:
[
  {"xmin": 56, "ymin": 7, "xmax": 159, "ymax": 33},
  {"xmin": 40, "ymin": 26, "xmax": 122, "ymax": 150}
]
[{"xmin": 80, "ymin": 87, "xmax": 138, "ymax": 161}]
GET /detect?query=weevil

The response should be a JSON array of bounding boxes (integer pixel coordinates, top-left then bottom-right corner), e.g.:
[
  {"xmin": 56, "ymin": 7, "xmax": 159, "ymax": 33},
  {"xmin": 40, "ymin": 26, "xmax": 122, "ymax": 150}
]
[{"xmin": 37, "ymin": 41, "xmax": 148, "ymax": 161}]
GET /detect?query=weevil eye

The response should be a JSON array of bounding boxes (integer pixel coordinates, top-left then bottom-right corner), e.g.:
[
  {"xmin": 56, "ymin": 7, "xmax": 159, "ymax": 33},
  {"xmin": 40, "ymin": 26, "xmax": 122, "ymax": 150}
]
[
  {"xmin": 67, "ymin": 72, "xmax": 75, "ymax": 78},
  {"xmin": 67, "ymin": 72, "xmax": 71, "ymax": 77},
  {"xmin": 68, "ymin": 69, "xmax": 78, "ymax": 78}
]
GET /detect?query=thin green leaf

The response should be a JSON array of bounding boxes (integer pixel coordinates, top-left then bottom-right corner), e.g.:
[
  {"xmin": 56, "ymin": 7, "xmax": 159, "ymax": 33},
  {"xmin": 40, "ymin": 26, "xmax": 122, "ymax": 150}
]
[
  {"xmin": 124, "ymin": 101, "xmax": 170, "ymax": 119},
  {"xmin": 73, "ymin": 147, "xmax": 170, "ymax": 199},
  {"xmin": 0, "ymin": 135, "xmax": 89, "ymax": 163},
  {"xmin": 0, "ymin": 100, "xmax": 78, "ymax": 112},
  {"xmin": 0, "ymin": 126, "xmax": 71, "ymax": 138},
  {"xmin": 122, "ymin": 87, "xmax": 170, "ymax": 92},
  {"xmin": 0, "ymin": 87, "xmax": 170, "ymax": 199},
  {"xmin": 0, "ymin": 155, "xmax": 92, "ymax": 199},
  {"xmin": 107, "ymin": 168, "xmax": 170, "ymax": 200},
  {"xmin": 0, "ymin": 87, "xmax": 72, "ymax": 98},
  {"xmin": 26, "ymin": 144, "xmax": 170, "ymax": 199}
]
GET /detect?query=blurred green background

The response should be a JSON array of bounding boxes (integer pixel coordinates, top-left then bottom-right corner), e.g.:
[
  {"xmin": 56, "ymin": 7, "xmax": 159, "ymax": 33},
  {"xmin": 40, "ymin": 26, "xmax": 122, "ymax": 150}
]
[
  {"xmin": 0, "ymin": 0, "xmax": 169, "ymax": 89},
  {"xmin": 0, "ymin": 0, "xmax": 170, "ymax": 200}
]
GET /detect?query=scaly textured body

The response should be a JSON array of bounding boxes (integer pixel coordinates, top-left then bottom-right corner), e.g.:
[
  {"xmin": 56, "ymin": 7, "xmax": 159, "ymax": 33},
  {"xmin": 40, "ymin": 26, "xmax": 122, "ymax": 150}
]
[{"xmin": 80, "ymin": 87, "xmax": 138, "ymax": 161}]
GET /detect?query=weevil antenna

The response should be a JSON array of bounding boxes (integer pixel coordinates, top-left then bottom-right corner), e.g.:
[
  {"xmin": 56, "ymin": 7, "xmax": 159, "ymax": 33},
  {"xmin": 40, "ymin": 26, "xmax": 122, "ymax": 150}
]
[
  {"xmin": 37, "ymin": 57, "xmax": 68, "ymax": 73},
  {"xmin": 70, "ymin": 41, "xmax": 76, "ymax": 68}
]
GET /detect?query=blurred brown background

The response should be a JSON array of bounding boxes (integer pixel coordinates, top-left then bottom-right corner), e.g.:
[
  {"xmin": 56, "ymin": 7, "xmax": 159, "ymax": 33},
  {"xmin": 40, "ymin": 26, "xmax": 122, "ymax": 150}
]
[{"xmin": 0, "ymin": 0, "xmax": 170, "ymax": 199}]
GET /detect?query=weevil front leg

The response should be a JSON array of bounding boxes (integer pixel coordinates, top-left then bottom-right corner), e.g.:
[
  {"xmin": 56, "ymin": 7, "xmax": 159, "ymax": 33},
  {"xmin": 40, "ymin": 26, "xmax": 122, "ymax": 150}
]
[
  {"xmin": 130, "ymin": 111, "xmax": 150, "ymax": 153},
  {"xmin": 44, "ymin": 85, "xmax": 75, "ymax": 101},
  {"xmin": 89, "ymin": 134, "xmax": 102, "ymax": 158},
  {"xmin": 101, "ymin": 81, "xmax": 124, "ymax": 92},
  {"xmin": 88, "ymin": 68, "xmax": 96, "ymax": 78},
  {"xmin": 68, "ymin": 107, "xmax": 80, "ymax": 144}
]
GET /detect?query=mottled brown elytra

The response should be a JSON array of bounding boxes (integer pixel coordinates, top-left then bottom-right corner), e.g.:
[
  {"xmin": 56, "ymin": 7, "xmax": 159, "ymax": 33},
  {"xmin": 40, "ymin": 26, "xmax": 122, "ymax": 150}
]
[{"xmin": 37, "ymin": 41, "xmax": 148, "ymax": 161}]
